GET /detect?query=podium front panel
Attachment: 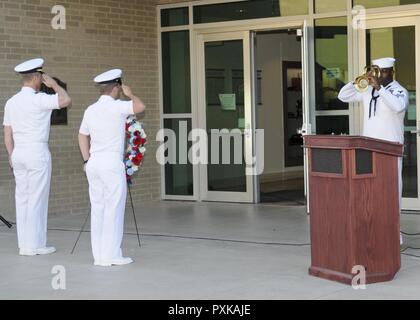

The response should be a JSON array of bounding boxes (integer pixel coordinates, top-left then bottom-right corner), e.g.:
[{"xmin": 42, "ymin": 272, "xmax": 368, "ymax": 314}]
[
  {"xmin": 355, "ymin": 149, "xmax": 373, "ymax": 175},
  {"xmin": 307, "ymin": 141, "xmax": 401, "ymax": 284},
  {"xmin": 311, "ymin": 148, "xmax": 343, "ymax": 174},
  {"xmin": 308, "ymin": 149, "xmax": 351, "ymax": 276}
]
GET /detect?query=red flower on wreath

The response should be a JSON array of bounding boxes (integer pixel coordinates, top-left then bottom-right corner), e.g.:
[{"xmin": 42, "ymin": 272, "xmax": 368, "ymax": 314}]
[
  {"xmin": 132, "ymin": 154, "xmax": 143, "ymax": 166},
  {"xmin": 133, "ymin": 137, "xmax": 142, "ymax": 146}
]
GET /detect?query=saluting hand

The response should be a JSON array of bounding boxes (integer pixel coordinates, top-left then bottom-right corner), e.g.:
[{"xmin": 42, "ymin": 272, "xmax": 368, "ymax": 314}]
[
  {"xmin": 121, "ymin": 84, "xmax": 133, "ymax": 98},
  {"xmin": 42, "ymin": 74, "xmax": 58, "ymax": 88}
]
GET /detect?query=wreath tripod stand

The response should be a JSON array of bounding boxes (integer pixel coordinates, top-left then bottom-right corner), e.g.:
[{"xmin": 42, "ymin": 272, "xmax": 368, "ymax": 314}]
[{"xmin": 0, "ymin": 215, "xmax": 12, "ymax": 228}]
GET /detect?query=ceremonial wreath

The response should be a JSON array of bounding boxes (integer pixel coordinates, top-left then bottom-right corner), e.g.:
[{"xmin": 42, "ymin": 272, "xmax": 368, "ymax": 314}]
[{"xmin": 124, "ymin": 115, "xmax": 147, "ymax": 185}]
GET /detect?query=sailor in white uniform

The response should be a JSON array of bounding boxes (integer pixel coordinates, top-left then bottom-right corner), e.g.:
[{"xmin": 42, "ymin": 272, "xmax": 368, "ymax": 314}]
[
  {"xmin": 3, "ymin": 58, "xmax": 72, "ymax": 255},
  {"xmin": 338, "ymin": 57, "xmax": 409, "ymax": 243},
  {"xmin": 78, "ymin": 69, "xmax": 145, "ymax": 266}
]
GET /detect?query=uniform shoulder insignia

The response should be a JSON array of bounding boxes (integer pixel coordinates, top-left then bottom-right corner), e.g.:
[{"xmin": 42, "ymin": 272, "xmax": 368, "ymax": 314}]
[{"xmin": 388, "ymin": 86, "xmax": 406, "ymax": 98}]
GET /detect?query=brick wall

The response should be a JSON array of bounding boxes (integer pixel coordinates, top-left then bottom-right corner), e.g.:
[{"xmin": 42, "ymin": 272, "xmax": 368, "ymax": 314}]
[{"xmin": 0, "ymin": 0, "xmax": 162, "ymax": 219}]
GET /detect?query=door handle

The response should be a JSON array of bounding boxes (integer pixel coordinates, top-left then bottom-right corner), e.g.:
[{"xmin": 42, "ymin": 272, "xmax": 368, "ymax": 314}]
[
  {"xmin": 410, "ymin": 129, "xmax": 420, "ymax": 135},
  {"xmin": 244, "ymin": 123, "xmax": 251, "ymax": 138},
  {"xmin": 298, "ymin": 123, "xmax": 311, "ymax": 135},
  {"xmin": 411, "ymin": 121, "xmax": 420, "ymax": 135}
]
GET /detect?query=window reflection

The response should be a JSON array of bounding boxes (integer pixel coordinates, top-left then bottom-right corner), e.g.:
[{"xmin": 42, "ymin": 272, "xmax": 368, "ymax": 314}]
[
  {"xmin": 314, "ymin": 0, "xmax": 347, "ymax": 13},
  {"xmin": 316, "ymin": 116, "xmax": 349, "ymax": 135},
  {"xmin": 353, "ymin": 0, "xmax": 420, "ymax": 10},
  {"xmin": 164, "ymin": 119, "xmax": 194, "ymax": 195},
  {"xmin": 161, "ymin": 7, "xmax": 189, "ymax": 27},
  {"xmin": 162, "ymin": 31, "xmax": 191, "ymax": 114},
  {"xmin": 193, "ymin": 0, "xmax": 308, "ymax": 24},
  {"xmin": 315, "ymin": 17, "xmax": 348, "ymax": 111}
]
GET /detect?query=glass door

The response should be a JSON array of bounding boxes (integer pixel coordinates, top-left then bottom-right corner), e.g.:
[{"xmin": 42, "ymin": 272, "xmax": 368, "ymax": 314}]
[
  {"xmin": 197, "ymin": 31, "xmax": 255, "ymax": 202},
  {"xmin": 301, "ymin": 21, "xmax": 311, "ymax": 212},
  {"xmin": 359, "ymin": 16, "xmax": 420, "ymax": 210}
]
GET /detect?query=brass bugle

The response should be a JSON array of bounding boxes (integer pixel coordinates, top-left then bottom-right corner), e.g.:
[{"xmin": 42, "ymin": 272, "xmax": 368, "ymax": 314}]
[{"xmin": 354, "ymin": 65, "xmax": 381, "ymax": 92}]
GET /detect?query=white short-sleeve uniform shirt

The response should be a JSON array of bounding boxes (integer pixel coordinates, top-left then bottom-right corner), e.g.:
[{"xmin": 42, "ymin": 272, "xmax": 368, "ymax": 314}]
[
  {"xmin": 338, "ymin": 80, "xmax": 409, "ymax": 144},
  {"xmin": 3, "ymin": 87, "xmax": 59, "ymax": 145},
  {"xmin": 79, "ymin": 95, "xmax": 134, "ymax": 157}
]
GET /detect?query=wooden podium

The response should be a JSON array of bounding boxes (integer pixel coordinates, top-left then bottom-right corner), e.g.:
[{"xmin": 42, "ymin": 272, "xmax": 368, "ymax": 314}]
[{"xmin": 304, "ymin": 135, "xmax": 403, "ymax": 285}]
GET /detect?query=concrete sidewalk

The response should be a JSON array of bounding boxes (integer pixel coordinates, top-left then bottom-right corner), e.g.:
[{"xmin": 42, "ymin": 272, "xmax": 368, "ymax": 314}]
[{"xmin": 1, "ymin": 201, "xmax": 420, "ymax": 299}]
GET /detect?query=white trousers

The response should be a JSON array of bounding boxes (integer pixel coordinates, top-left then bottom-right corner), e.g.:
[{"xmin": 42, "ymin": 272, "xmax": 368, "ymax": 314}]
[
  {"xmin": 86, "ymin": 154, "xmax": 127, "ymax": 262},
  {"xmin": 398, "ymin": 157, "xmax": 402, "ymax": 210},
  {"xmin": 12, "ymin": 144, "xmax": 51, "ymax": 250},
  {"xmin": 398, "ymin": 157, "xmax": 403, "ymax": 244}
]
